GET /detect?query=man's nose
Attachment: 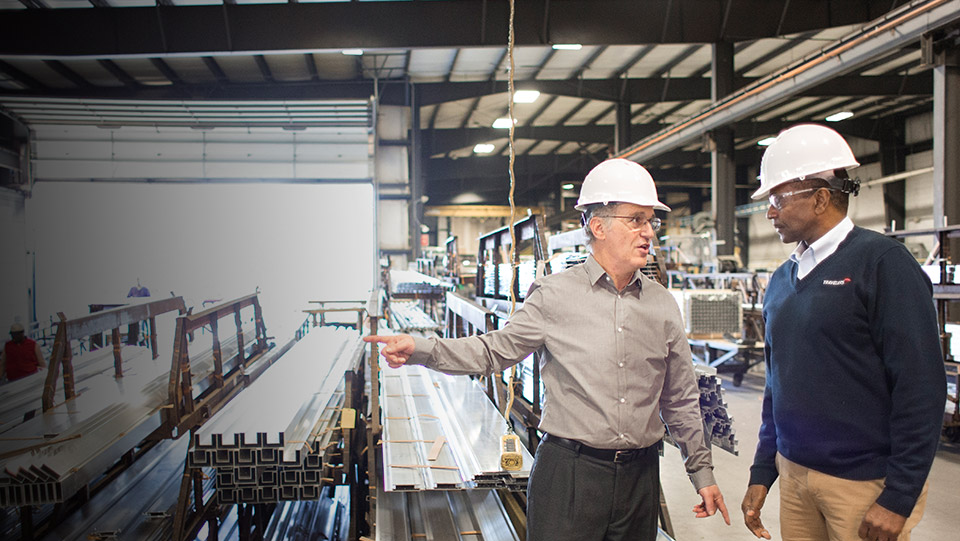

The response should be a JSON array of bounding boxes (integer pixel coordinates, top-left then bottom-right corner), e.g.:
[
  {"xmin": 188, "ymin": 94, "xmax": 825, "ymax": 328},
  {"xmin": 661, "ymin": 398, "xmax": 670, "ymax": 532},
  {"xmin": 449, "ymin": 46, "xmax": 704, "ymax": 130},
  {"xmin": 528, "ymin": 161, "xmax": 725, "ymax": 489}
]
[{"xmin": 765, "ymin": 205, "xmax": 778, "ymax": 219}]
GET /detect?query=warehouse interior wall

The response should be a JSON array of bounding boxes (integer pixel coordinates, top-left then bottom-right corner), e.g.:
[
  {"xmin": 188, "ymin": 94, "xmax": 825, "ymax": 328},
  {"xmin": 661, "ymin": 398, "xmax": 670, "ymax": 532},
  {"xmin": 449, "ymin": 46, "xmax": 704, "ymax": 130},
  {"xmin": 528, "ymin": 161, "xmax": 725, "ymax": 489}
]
[
  {"xmin": 24, "ymin": 182, "xmax": 375, "ymax": 339},
  {"xmin": 0, "ymin": 189, "xmax": 30, "ymax": 332}
]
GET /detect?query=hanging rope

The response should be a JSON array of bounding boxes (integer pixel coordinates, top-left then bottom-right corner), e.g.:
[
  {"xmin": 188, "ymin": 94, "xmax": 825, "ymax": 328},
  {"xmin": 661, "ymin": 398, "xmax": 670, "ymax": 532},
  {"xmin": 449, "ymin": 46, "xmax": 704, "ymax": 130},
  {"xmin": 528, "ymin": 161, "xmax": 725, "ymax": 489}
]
[{"xmin": 503, "ymin": 0, "xmax": 519, "ymax": 431}]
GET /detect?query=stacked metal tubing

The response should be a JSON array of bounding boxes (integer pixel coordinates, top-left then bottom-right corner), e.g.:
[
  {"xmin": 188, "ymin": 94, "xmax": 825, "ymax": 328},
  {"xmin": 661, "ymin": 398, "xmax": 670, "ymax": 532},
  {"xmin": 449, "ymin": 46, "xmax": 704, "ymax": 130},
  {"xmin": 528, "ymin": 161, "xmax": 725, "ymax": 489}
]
[
  {"xmin": 0, "ymin": 324, "xmax": 253, "ymax": 508},
  {"xmin": 696, "ymin": 368, "xmax": 738, "ymax": 455},
  {"xmin": 381, "ymin": 364, "xmax": 533, "ymax": 492},
  {"xmin": 388, "ymin": 301, "xmax": 441, "ymax": 333},
  {"xmin": 188, "ymin": 327, "xmax": 364, "ymax": 505},
  {"xmin": 32, "ymin": 437, "xmax": 190, "ymax": 541}
]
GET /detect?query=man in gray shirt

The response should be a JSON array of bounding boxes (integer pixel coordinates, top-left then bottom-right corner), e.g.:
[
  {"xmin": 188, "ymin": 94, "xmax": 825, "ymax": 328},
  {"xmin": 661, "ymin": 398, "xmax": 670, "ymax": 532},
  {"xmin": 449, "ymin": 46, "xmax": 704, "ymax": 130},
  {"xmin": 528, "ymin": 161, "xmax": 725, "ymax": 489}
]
[{"xmin": 366, "ymin": 158, "xmax": 730, "ymax": 541}]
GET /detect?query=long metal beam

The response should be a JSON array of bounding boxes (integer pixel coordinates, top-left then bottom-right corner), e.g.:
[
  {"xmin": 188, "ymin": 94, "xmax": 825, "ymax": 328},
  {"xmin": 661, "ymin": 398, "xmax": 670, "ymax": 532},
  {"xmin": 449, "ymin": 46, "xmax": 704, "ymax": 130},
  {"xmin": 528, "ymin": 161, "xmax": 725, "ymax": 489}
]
[
  {"xmin": 615, "ymin": 0, "xmax": 960, "ymax": 163},
  {"xmin": 0, "ymin": 1, "xmax": 904, "ymax": 57},
  {"xmin": 0, "ymin": 73, "xmax": 930, "ymax": 105}
]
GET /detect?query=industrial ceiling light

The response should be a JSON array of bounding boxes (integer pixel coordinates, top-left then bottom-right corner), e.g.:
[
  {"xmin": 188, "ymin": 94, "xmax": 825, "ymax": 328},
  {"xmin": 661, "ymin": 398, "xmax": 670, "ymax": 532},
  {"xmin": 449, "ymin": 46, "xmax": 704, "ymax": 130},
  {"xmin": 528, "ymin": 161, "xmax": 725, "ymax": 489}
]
[
  {"xmin": 473, "ymin": 143, "xmax": 496, "ymax": 154},
  {"xmin": 825, "ymin": 111, "xmax": 854, "ymax": 122},
  {"xmin": 757, "ymin": 136, "xmax": 778, "ymax": 146},
  {"xmin": 341, "ymin": 49, "xmax": 364, "ymax": 56},
  {"xmin": 492, "ymin": 117, "xmax": 517, "ymax": 129},
  {"xmin": 552, "ymin": 44, "xmax": 583, "ymax": 50},
  {"xmin": 513, "ymin": 90, "xmax": 541, "ymax": 103},
  {"xmin": 562, "ymin": 183, "xmax": 575, "ymax": 190}
]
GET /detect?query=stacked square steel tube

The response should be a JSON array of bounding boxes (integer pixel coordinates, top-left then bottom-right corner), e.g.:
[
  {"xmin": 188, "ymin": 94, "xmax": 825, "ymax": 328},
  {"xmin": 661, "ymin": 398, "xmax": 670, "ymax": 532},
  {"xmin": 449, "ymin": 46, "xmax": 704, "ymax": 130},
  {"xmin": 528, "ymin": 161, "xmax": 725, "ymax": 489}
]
[{"xmin": 187, "ymin": 327, "xmax": 363, "ymax": 505}]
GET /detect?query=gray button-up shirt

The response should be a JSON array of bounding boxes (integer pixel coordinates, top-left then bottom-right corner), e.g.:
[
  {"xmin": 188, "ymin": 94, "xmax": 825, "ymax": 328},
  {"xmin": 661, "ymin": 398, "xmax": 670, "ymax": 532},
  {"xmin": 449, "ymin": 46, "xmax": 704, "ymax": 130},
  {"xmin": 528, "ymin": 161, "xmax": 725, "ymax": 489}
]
[{"xmin": 409, "ymin": 255, "xmax": 716, "ymax": 490}]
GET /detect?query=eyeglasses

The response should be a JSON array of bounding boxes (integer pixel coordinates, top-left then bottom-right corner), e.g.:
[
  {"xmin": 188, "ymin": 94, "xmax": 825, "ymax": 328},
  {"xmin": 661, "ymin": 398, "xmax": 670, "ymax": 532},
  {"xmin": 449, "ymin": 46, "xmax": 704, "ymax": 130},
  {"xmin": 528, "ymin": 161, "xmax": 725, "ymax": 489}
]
[
  {"xmin": 601, "ymin": 215, "xmax": 662, "ymax": 232},
  {"xmin": 767, "ymin": 187, "xmax": 827, "ymax": 210}
]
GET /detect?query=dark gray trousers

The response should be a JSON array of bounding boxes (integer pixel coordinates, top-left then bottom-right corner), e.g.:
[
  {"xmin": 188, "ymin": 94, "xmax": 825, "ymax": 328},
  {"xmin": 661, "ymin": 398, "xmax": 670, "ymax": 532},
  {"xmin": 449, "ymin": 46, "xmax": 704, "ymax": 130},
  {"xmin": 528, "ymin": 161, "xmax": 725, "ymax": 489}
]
[{"xmin": 526, "ymin": 438, "xmax": 660, "ymax": 541}]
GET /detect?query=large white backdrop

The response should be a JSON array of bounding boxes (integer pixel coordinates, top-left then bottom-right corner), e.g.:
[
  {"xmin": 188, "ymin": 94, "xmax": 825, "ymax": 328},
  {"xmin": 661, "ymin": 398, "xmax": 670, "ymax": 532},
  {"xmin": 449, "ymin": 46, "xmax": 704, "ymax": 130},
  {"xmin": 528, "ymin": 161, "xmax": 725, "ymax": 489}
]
[{"xmin": 26, "ymin": 182, "xmax": 376, "ymax": 339}]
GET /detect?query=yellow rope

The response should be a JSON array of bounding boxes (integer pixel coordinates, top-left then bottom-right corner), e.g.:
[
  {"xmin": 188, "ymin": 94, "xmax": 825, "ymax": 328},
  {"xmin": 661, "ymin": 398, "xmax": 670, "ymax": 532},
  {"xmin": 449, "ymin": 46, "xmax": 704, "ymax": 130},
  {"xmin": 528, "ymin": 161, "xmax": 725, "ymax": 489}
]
[{"xmin": 503, "ymin": 0, "xmax": 518, "ymax": 430}]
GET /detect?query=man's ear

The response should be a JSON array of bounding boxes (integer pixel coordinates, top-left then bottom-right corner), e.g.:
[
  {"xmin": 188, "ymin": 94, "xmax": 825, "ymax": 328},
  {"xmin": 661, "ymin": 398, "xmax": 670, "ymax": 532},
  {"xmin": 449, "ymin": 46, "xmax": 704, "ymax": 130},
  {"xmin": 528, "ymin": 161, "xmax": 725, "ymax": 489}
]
[
  {"xmin": 589, "ymin": 215, "xmax": 606, "ymax": 240},
  {"xmin": 813, "ymin": 188, "xmax": 832, "ymax": 215}
]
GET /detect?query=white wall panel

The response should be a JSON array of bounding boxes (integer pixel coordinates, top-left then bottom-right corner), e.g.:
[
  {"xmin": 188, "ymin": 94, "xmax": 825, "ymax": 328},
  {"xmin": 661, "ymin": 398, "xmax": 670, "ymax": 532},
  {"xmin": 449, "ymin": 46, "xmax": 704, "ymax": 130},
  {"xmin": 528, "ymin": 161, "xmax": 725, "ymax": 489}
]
[
  {"xmin": 378, "ymin": 199, "xmax": 410, "ymax": 251},
  {"xmin": 31, "ymin": 125, "xmax": 373, "ymax": 181}
]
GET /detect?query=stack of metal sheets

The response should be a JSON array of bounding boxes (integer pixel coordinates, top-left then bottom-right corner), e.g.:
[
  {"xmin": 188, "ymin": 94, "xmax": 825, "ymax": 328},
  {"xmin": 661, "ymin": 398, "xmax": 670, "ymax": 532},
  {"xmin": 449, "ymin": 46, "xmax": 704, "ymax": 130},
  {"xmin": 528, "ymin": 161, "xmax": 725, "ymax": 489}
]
[
  {"xmin": 0, "ymin": 343, "xmax": 153, "ymax": 435},
  {"xmin": 0, "ymin": 326, "xmax": 252, "ymax": 507},
  {"xmin": 390, "ymin": 270, "xmax": 451, "ymax": 296},
  {"xmin": 381, "ymin": 365, "xmax": 533, "ymax": 492},
  {"xmin": 188, "ymin": 327, "xmax": 363, "ymax": 505},
  {"xmin": 376, "ymin": 490, "xmax": 521, "ymax": 541},
  {"xmin": 389, "ymin": 301, "xmax": 440, "ymax": 333}
]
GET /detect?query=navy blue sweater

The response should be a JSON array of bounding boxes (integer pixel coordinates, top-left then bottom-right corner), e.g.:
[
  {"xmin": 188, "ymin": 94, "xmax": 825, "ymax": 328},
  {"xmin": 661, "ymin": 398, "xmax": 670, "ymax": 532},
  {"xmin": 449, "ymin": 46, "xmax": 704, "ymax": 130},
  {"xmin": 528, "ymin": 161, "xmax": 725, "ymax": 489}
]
[{"xmin": 749, "ymin": 226, "xmax": 946, "ymax": 517}]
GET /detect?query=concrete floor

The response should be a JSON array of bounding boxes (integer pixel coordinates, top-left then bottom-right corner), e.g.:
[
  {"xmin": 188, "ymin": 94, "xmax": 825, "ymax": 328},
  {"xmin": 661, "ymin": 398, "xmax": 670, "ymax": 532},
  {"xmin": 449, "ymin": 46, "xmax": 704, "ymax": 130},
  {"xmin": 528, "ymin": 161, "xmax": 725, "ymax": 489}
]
[{"xmin": 659, "ymin": 371, "xmax": 960, "ymax": 540}]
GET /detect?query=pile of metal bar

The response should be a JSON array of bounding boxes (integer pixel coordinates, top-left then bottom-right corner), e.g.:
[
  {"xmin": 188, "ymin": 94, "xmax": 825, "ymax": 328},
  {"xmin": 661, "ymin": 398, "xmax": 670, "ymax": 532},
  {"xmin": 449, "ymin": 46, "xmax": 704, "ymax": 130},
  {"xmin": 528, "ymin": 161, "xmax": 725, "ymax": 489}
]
[
  {"xmin": 390, "ymin": 270, "xmax": 450, "ymax": 296},
  {"xmin": 376, "ymin": 490, "xmax": 521, "ymax": 541},
  {"xmin": 0, "ymin": 323, "xmax": 252, "ymax": 508},
  {"xmin": 0, "ymin": 343, "xmax": 152, "ymax": 434},
  {"xmin": 259, "ymin": 486, "xmax": 349, "ymax": 541},
  {"xmin": 389, "ymin": 301, "xmax": 440, "ymax": 333},
  {"xmin": 34, "ymin": 438, "xmax": 190, "ymax": 541},
  {"xmin": 188, "ymin": 327, "xmax": 363, "ymax": 505},
  {"xmin": 381, "ymin": 365, "xmax": 533, "ymax": 492},
  {"xmin": 695, "ymin": 368, "xmax": 738, "ymax": 455}
]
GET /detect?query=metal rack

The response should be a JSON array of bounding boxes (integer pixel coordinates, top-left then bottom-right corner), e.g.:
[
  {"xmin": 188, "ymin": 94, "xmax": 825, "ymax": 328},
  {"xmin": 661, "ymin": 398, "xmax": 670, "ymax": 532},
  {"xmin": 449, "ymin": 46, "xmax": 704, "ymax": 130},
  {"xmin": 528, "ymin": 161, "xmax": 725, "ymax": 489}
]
[{"xmin": 884, "ymin": 224, "xmax": 960, "ymax": 440}]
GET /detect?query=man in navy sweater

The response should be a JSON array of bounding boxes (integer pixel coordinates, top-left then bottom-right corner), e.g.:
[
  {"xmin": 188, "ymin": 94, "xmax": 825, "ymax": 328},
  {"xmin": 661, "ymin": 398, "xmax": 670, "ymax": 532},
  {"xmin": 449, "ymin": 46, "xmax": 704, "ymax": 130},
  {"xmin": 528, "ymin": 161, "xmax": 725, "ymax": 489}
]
[{"xmin": 740, "ymin": 124, "xmax": 946, "ymax": 541}]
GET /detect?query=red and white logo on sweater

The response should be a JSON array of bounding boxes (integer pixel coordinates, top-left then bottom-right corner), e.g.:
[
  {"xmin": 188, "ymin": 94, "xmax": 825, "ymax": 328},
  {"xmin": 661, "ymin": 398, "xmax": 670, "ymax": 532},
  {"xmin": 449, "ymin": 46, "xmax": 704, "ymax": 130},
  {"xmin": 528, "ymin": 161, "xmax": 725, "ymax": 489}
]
[{"xmin": 823, "ymin": 277, "xmax": 852, "ymax": 286}]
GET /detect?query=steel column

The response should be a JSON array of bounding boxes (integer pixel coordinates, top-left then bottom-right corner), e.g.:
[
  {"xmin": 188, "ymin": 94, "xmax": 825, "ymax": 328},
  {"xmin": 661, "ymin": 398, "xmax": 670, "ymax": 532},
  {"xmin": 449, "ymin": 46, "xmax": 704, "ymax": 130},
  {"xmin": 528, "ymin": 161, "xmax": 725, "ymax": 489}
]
[
  {"xmin": 711, "ymin": 41, "xmax": 736, "ymax": 258},
  {"xmin": 932, "ymin": 43, "xmax": 960, "ymax": 261},
  {"xmin": 615, "ymin": 101, "xmax": 631, "ymax": 153},
  {"xmin": 880, "ymin": 117, "xmax": 907, "ymax": 231}
]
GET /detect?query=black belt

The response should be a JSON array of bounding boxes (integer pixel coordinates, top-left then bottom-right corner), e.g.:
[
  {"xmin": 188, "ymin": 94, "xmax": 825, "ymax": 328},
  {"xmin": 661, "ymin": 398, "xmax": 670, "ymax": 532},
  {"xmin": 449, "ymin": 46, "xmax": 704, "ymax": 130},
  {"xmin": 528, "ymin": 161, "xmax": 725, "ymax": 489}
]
[{"xmin": 542, "ymin": 433, "xmax": 657, "ymax": 464}]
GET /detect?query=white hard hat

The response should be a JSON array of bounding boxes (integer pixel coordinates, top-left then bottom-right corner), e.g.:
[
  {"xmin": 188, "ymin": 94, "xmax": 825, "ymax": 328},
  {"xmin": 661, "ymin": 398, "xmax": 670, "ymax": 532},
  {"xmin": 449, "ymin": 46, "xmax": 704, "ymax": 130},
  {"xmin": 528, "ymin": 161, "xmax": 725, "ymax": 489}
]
[
  {"xmin": 9, "ymin": 323, "xmax": 24, "ymax": 333},
  {"xmin": 752, "ymin": 124, "xmax": 860, "ymax": 200},
  {"xmin": 575, "ymin": 159, "xmax": 670, "ymax": 212}
]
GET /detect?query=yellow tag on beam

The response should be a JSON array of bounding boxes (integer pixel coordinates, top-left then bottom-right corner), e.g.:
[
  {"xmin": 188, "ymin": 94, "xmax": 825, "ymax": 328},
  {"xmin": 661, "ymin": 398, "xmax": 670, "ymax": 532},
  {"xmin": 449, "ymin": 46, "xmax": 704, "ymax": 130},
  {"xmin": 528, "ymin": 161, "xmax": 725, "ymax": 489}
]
[{"xmin": 340, "ymin": 408, "xmax": 356, "ymax": 429}]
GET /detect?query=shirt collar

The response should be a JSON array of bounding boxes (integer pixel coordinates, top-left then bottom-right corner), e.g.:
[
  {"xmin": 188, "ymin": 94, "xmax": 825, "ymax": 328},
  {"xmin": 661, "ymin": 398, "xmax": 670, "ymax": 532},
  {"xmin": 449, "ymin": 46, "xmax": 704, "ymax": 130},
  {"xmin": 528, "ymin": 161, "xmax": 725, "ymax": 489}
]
[
  {"xmin": 790, "ymin": 216, "xmax": 854, "ymax": 264},
  {"xmin": 583, "ymin": 254, "xmax": 645, "ymax": 294}
]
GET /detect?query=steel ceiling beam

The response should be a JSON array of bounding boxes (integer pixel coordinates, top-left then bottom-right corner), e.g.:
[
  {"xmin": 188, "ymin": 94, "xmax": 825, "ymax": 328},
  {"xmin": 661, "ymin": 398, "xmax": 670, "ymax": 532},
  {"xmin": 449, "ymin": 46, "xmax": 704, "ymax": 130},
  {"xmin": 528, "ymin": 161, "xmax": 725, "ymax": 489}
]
[
  {"xmin": 0, "ymin": 73, "xmax": 931, "ymax": 104},
  {"xmin": 0, "ymin": 1, "xmax": 909, "ymax": 57},
  {"xmin": 615, "ymin": 0, "xmax": 960, "ymax": 163}
]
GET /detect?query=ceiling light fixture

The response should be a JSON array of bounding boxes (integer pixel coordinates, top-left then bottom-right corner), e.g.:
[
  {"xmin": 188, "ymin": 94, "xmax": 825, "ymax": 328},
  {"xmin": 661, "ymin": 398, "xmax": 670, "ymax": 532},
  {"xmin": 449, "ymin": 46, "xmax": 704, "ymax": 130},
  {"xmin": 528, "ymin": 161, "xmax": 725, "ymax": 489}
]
[
  {"xmin": 825, "ymin": 111, "xmax": 854, "ymax": 122},
  {"xmin": 757, "ymin": 137, "xmax": 778, "ymax": 146},
  {"xmin": 473, "ymin": 143, "xmax": 495, "ymax": 154},
  {"xmin": 562, "ymin": 183, "xmax": 575, "ymax": 190},
  {"xmin": 492, "ymin": 117, "xmax": 517, "ymax": 129},
  {"xmin": 513, "ymin": 90, "xmax": 541, "ymax": 103},
  {"xmin": 341, "ymin": 49, "xmax": 364, "ymax": 56},
  {"xmin": 552, "ymin": 44, "xmax": 583, "ymax": 50}
]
